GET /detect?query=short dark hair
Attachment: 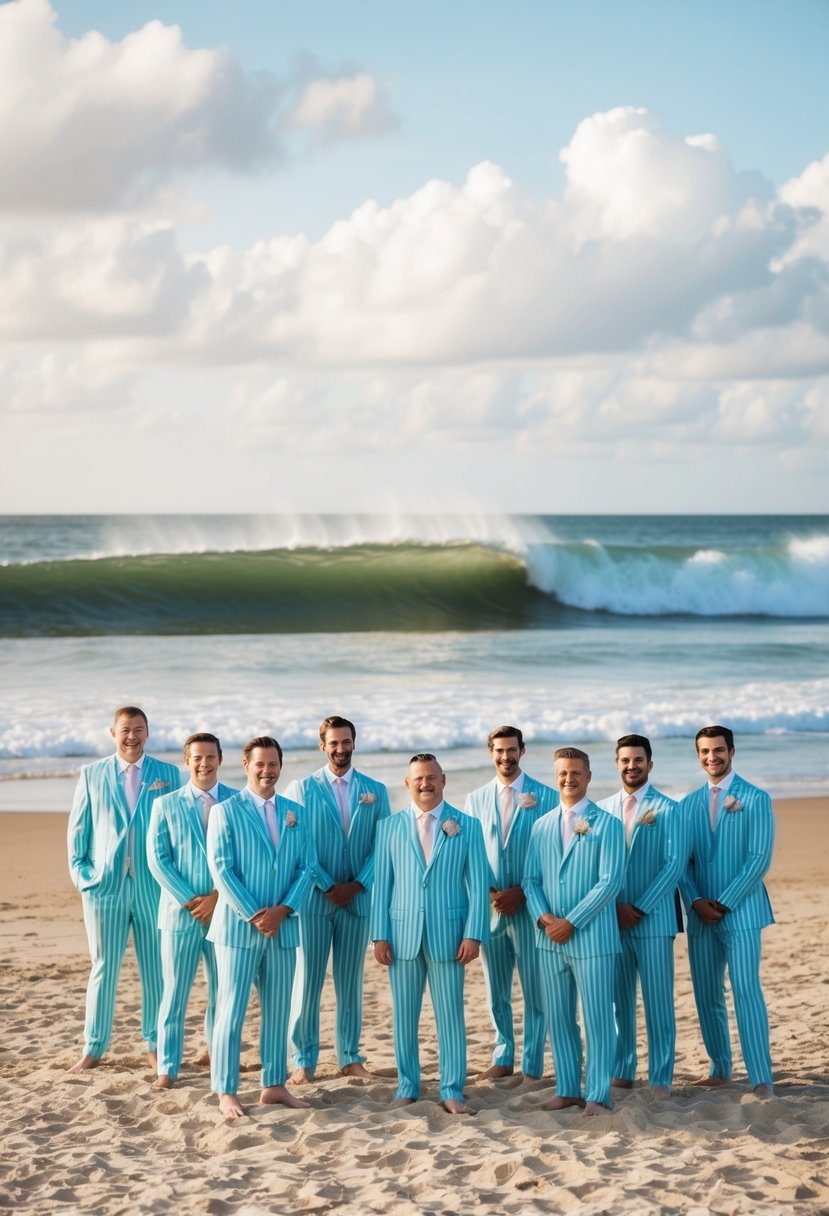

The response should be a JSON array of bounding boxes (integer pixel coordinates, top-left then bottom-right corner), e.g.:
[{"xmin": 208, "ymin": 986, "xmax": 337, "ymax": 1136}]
[
  {"xmin": 695, "ymin": 725, "xmax": 735, "ymax": 752},
  {"xmin": 615, "ymin": 734, "xmax": 652, "ymax": 761},
  {"xmin": 183, "ymin": 732, "xmax": 222, "ymax": 761},
  {"xmin": 554, "ymin": 746, "xmax": 590, "ymax": 767},
  {"xmin": 113, "ymin": 705, "xmax": 148, "ymax": 727},
  {"xmin": 409, "ymin": 752, "xmax": 438, "ymax": 766},
  {"xmin": 243, "ymin": 735, "xmax": 283, "ymax": 764},
  {"xmin": 319, "ymin": 715, "xmax": 356, "ymax": 744},
  {"xmin": 487, "ymin": 725, "xmax": 525, "ymax": 751}
]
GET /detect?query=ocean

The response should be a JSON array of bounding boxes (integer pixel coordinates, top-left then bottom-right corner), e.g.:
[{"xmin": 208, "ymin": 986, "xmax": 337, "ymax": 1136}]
[{"xmin": 1, "ymin": 513, "xmax": 826, "ymax": 809}]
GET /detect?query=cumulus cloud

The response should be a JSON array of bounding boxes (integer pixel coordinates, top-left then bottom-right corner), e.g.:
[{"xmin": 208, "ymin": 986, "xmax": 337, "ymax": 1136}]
[{"xmin": 284, "ymin": 70, "xmax": 397, "ymax": 141}]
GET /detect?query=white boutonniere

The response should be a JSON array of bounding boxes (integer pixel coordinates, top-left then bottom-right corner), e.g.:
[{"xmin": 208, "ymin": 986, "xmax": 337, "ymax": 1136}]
[
  {"xmin": 573, "ymin": 818, "xmax": 591, "ymax": 837},
  {"xmin": 724, "ymin": 796, "xmax": 743, "ymax": 813},
  {"xmin": 358, "ymin": 791, "xmax": 377, "ymax": 805},
  {"xmin": 517, "ymin": 793, "xmax": 537, "ymax": 809},
  {"xmin": 148, "ymin": 779, "xmax": 168, "ymax": 792},
  {"xmin": 638, "ymin": 808, "xmax": 658, "ymax": 827},
  {"xmin": 285, "ymin": 810, "xmax": 298, "ymax": 827},
  {"xmin": 442, "ymin": 818, "xmax": 461, "ymax": 837}
]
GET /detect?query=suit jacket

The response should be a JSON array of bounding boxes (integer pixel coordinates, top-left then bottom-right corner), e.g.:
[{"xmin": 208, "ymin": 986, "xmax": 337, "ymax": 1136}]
[
  {"xmin": 148, "ymin": 782, "xmax": 238, "ymax": 933},
  {"xmin": 465, "ymin": 773, "xmax": 559, "ymax": 938},
  {"xmin": 523, "ymin": 801, "xmax": 624, "ymax": 959},
  {"xmin": 597, "ymin": 784, "xmax": 685, "ymax": 938},
  {"xmin": 68, "ymin": 753, "xmax": 181, "ymax": 901},
  {"xmin": 679, "ymin": 774, "xmax": 774, "ymax": 935},
  {"xmin": 284, "ymin": 767, "xmax": 391, "ymax": 918},
  {"xmin": 206, "ymin": 790, "xmax": 314, "ymax": 951},
  {"xmin": 370, "ymin": 803, "xmax": 490, "ymax": 962}
]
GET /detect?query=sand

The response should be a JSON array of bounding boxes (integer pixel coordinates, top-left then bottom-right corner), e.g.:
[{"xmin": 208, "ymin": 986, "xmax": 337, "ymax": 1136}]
[{"xmin": 1, "ymin": 798, "xmax": 828, "ymax": 1215}]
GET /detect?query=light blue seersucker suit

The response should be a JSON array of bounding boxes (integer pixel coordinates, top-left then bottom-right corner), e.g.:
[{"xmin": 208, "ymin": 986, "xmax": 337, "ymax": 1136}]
[
  {"xmin": 68, "ymin": 752, "xmax": 181, "ymax": 1057},
  {"xmin": 465, "ymin": 773, "xmax": 559, "ymax": 1077},
  {"xmin": 148, "ymin": 780, "xmax": 238, "ymax": 1081},
  {"xmin": 371, "ymin": 803, "xmax": 489, "ymax": 1102},
  {"xmin": 523, "ymin": 801, "xmax": 624, "ymax": 1107},
  {"xmin": 679, "ymin": 774, "xmax": 775, "ymax": 1088},
  {"xmin": 284, "ymin": 766, "xmax": 391, "ymax": 1072},
  {"xmin": 207, "ymin": 789, "xmax": 314, "ymax": 1095},
  {"xmin": 598, "ymin": 784, "xmax": 685, "ymax": 1090}
]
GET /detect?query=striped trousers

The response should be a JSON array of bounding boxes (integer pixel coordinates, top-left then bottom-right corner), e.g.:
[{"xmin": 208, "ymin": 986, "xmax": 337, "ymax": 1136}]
[
  {"xmin": 211, "ymin": 939, "xmax": 295, "ymax": 1095},
  {"xmin": 538, "ymin": 950, "xmax": 616, "ymax": 1107},
  {"xmin": 481, "ymin": 920, "xmax": 547, "ymax": 1076},
  {"xmin": 157, "ymin": 928, "xmax": 217, "ymax": 1081},
  {"xmin": 388, "ymin": 952, "xmax": 467, "ymax": 1102},
  {"xmin": 290, "ymin": 908, "xmax": 370, "ymax": 1070},
  {"xmin": 613, "ymin": 934, "xmax": 675, "ymax": 1089}
]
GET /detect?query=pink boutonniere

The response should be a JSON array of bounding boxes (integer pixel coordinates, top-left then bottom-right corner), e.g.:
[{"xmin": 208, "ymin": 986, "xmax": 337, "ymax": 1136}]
[
  {"xmin": 358, "ymin": 792, "xmax": 377, "ymax": 806},
  {"xmin": 573, "ymin": 818, "xmax": 591, "ymax": 837},
  {"xmin": 284, "ymin": 810, "xmax": 298, "ymax": 828},
  {"xmin": 442, "ymin": 819, "xmax": 461, "ymax": 837},
  {"xmin": 638, "ymin": 808, "xmax": 658, "ymax": 827},
  {"xmin": 517, "ymin": 793, "xmax": 537, "ymax": 809},
  {"xmin": 724, "ymin": 796, "xmax": 743, "ymax": 813},
  {"xmin": 148, "ymin": 779, "xmax": 168, "ymax": 792}
]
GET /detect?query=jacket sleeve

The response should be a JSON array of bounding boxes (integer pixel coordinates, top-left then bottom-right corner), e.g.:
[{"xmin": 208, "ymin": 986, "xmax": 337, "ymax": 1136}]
[
  {"xmin": 282, "ymin": 807, "xmax": 317, "ymax": 914},
  {"xmin": 634, "ymin": 802, "xmax": 686, "ymax": 916},
  {"xmin": 148, "ymin": 797, "xmax": 198, "ymax": 906},
  {"xmin": 462, "ymin": 816, "xmax": 490, "ymax": 944},
  {"xmin": 717, "ymin": 789, "xmax": 775, "ymax": 911},
  {"xmin": 67, "ymin": 767, "xmax": 97, "ymax": 891},
  {"xmin": 207, "ymin": 805, "xmax": 260, "ymax": 922},
  {"xmin": 353, "ymin": 782, "xmax": 392, "ymax": 892},
  {"xmin": 522, "ymin": 821, "xmax": 551, "ymax": 926},
  {"xmin": 370, "ymin": 818, "xmax": 393, "ymax": 943}
]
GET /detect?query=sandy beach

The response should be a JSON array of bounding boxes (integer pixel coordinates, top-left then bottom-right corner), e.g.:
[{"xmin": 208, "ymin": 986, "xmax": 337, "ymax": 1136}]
[{"xmin": 1, "ymin": 798, "xmax": 828, "ymax": 1215}]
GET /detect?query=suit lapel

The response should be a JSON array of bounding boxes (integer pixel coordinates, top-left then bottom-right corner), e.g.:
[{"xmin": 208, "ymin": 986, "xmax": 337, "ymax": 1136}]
[
  {"xmin": 106, "ymin": 755, "xmax": 130, "ymax": 828},
  {"xmin": 241, "ymin": 791, "xmax": 276, "ymax": 855},
  {"xmin": 314, "ymin": 770, "xmax": 344, "ymax": 832},
  {"xmin": 405, "ymin": 808, "xmax": 427, "ymax": 871},
  {"xmin": 184, "ymin": 788, "xmax": 208, "ymax": 853}
]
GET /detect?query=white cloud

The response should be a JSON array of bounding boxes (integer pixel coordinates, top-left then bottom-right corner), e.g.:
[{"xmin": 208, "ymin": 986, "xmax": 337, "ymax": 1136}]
[{"xmin": 285, "ymin": 71, "xmax": 397, "ymax": 140}]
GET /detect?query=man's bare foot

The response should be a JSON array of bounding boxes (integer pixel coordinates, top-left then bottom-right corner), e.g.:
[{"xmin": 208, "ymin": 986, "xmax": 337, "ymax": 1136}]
[
  {"xmin": 612, "ymin": 1077, "xmax": 634, "ymax": 1088},
  {"xmin": 752, "ymin": 1082, "xmax": 774, "ymax": 1099},
  {"xmin": 693, "ymin": 1074, "xmax": 730, "ymax": 1087},
  {"xmin": 194, "ymin": 1050, "xmax": 210, "ymax": 1068},
  {"xmin": 541, "ymin": 1094, "xmax": 585, "ymax": 1111},
  {"xmin": 583, "ymin": 1101, "xmax": 612, "ymax": 1117},
  {"xmin": 474, "ymin": 1064, "xmax": 514, "ymax": 1081},
  {"xmin": 218, "ymin": 1093, "xmax": 245, "ymax": 1119},
  {"xmin": 260, "ymin": 1084, "xmax": 311, "ymax": 1108},
  {"xmin": 440, "ymin": 1098, "xmax": 474, "ymax": 1115},
  {"xmin": 154, "ymin": 1074, "xmax": 173, "ymax": 1090},
  {"xmin": 289, "ymin": 1067, "xmax": 315, "ymax": 1085},
  {"xmin": 391, "ymin": 1097, "xmax": 417, "ymax": 1108},
  {"xmin": 69, "ymin": 1054, "xmax": 100, "ymax": 1073},
  {"xmin": 342, "ymin": 1063, "xmax": 373, "ymax": 1083},
  {"xmin": 147, "ymin": 1051, "xmax": 158, "ymax": 1071},
  {"xmin": 651, "ymin": 1085, "xmax": 671, "ymax": 1099}
]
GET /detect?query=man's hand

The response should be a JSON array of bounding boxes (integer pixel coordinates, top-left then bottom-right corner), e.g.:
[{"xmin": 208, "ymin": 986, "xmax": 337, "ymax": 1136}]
[
  {"xmin": 456, "ymin": 938, "xmax": 480, "ymax": 965},
  {"xmin": 373, "ymin": 939, "xmax": 393, "ymax": 966},
  {"xmin": 325, "ymin": 881, "xmax": 363, "ymax": 908},
  {"xmin": 184, "ymin": 891, "xmax": 219, "ymax": 924},
  {"xmin": 539, "ymin": 913, "xmax": 574, "ymax": 944},
  {"xmin": 251, "ymin": 904, "xmax": 291, "ymax": 936},
  {"xmin": 616, "ymin": 902, "xmax": 644, "ymax": 931},
  {"xmin": 692, "ymin": 898, "xmax": 725, "ymax": 924},
  {"xmin": 491, "ymin": 886, "xmax": 525, "ymax": 917}
]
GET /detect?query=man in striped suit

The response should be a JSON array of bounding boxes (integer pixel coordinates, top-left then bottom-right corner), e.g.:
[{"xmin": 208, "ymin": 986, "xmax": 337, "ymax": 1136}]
[
  {"xmin": 67, "ymin": 706, "xmax": 181, "ymax": 1072},
  {"xmin": 523, "ymin": 747, "xmax": 624, "ymax": 1115},
  {"xmin": 207, "ymin": 736, "xmax": 314, "ymax": 1119},
  {"xmin": 371, "ymin": 754, "xmax": 489, "ymax": 1114},
  {"xmin": 598, "ymin": 734, "xmax": 685, "ymax": 1097},
  {"xmin": 284, "ymin": 715, "xmax": 391, "ymax": 1084},
  {"xmin": 680, "ymin": 725, "xmax": 775, "ymax": 1098},
  {"xmin": 148, "ymin": 732, "xmax": 238, "ymax": 1089},
  {"xmin": 465, "ymin": 725, "xmax": 559, "ymax": 1081}
]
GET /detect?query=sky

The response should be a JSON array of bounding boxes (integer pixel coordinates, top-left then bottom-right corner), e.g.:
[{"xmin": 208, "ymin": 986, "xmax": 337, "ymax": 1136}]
[{"xmin": 1, "ymin": 0, "xmax": 828, "ymax": 514}]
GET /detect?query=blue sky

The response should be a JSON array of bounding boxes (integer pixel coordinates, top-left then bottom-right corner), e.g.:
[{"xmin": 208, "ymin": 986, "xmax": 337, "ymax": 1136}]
[{"xmin": 2, "ymin": 0, "xmax": 828, "ymax": 512}]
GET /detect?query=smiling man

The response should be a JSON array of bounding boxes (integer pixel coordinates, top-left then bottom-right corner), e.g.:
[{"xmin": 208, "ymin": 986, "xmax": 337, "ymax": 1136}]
[
  {"xmin": 371, "ymin": 753, "xmax": 489, "ymax": 1114},
  {"xmin": 465, "ymin": 725, "xmax": 559, "ymax": 1081},
  {"xmin": 148, "ymin": 732, "xmax": 238, "ymax": 1089},
  {"xmin": 679, "ymin": 726, "xmax": 775, "ymax": 1098},
  {"xmin": 284, "ymin": 715, "xmax": 391, "ymax": 1084}
]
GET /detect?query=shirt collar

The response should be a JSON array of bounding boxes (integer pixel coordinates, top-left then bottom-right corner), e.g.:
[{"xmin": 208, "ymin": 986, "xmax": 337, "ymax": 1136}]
[
  {"xmin": 117, "ymin": 755, "xmax": 145, "ymax": 776},
  {"xmin": 496, "ymin": 772, "xmax": 525, "ymax": 795},
  {"xmin": 246, "ymin": 787, "xmax": 274, "ymax": 810},
  {"xmin": 413, "ymin": 800, "xmax": 443, "ymax": 820},
  {"xmin": 189, "ymin": 781, "xmax": 220, "ymax": 800},
  {"xmin": 708, "ymin": 770, "xmax": 735, "ymax": 794},
  {"xmin": 325, "ymin": 766, "xmax": 353, "ymax": 788},
  {"xmin": 561, "ymin": 796, "xmax": 589, "ymax": 818}
]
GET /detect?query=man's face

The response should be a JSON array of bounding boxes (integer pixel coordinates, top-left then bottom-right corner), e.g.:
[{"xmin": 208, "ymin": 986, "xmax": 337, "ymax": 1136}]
[
  {"xmin": 405, "ymin": 759, "xmax": 446, "ymax": 812},
  {"xmin": 615, "ymin": 747, "xmax": 653, "ymax": 793},
  {"xmin": 243, "ymin": 747, "xmax": 282, "ymax": 798},
  {"xmin": 490, "ymin": 736, "xmax": 525, "ymax": 783},
  {"xmin": 185, "ymin": 742, "xmax": 222, "ymax": 792},
  {"xmin": 110, "ymin": 714, "xmax": 148, "ymax": 762},
  {"xmin": 554, "ymin": 757, "xmax": 591, "ymax": 806},
  {"xmin": 321, "ymin": 727, "xmax": 354, "ymax": 776},
  {"xmin": 696, "ymin": 735, "xmax": 734, "ymax": 782}
]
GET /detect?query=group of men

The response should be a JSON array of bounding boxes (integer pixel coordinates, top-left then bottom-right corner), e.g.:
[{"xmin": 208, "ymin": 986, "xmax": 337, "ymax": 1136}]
[{"xmin": 67, "ymin": 707, "xmax": 776, "ymax": 1119}]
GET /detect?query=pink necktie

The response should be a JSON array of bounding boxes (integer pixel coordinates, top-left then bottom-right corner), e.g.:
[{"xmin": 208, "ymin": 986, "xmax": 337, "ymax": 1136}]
[
  {"xmin": 335, "ymin": 777, "xmax": 351, "ymax": 834},
  {"xmin": 709, "ymin": 786, "xmax": 721, "ymax": 831},
  {"xmin": 201, "ymin": 792, "xmax": 216, "ymax": 831},
  {"xmin": 417, "ymin": 812, "xmax": 434, "ymax": 862},
  {"xmin": 263, "ymin": 798, "xmax": 279, "ymax": 849},
  {"xmin": 623, "ymin": 794, "xmax": 638, "ymax": 844},
  {"xmin": 498, "ymin": 784, "xmax": 514, "ymax": 842},
  {"xmin": 561, "ymin": 808, "xmax": 575, "ymax": 849},
  {"xmin": 125, "ymin": 764, "xmax": 141, "ymax": 813}
]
